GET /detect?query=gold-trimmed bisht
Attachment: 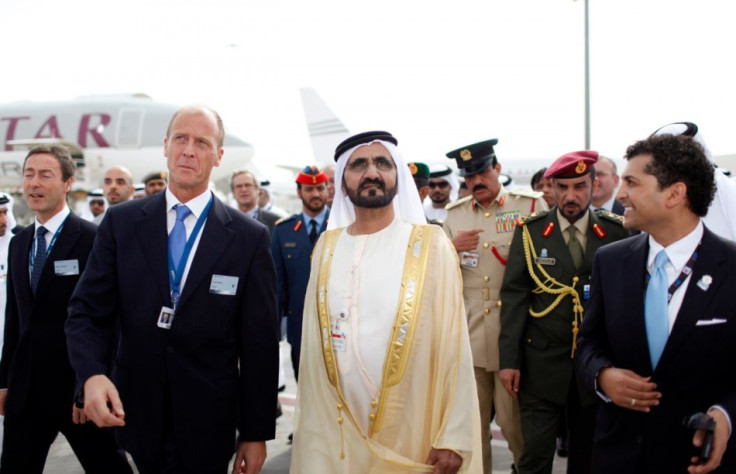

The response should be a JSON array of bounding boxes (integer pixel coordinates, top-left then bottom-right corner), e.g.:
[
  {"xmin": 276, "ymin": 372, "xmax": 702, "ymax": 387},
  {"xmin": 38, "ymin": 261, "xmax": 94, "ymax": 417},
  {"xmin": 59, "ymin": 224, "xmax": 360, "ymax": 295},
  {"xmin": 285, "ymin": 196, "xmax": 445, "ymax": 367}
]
[{"xmin": 314, "ymin": 225, "xmax": 432, "ymax": 458}]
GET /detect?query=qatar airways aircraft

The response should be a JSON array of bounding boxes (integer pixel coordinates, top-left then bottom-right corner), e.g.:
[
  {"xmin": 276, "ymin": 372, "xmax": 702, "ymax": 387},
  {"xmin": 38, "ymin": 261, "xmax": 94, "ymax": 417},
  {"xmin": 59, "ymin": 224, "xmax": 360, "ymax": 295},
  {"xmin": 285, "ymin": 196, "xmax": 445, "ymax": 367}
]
[{"xmin": 0, "ymin": 93, "xmax": 254, "ymax": 191}]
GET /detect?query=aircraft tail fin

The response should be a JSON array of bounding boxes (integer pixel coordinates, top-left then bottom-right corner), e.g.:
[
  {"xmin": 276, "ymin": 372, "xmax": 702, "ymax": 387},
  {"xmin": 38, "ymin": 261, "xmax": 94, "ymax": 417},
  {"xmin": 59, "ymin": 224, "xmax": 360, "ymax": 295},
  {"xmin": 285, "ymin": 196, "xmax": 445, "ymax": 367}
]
[{"xmin": 300, "ymin": 88, "xmax": 350, "ymax": 164}]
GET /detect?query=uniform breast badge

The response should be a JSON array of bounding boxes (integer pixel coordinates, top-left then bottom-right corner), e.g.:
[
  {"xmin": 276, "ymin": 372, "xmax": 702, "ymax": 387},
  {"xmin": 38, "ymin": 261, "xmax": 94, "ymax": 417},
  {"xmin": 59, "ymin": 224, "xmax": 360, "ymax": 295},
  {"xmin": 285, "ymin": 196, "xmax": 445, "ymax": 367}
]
[
  {"xmin": 495, "ymin": 211, "xmax": 520, "ymax": 233},
  {"xmin": 534, "ymin": 248, "xmax": 556, "ymax": 266}
]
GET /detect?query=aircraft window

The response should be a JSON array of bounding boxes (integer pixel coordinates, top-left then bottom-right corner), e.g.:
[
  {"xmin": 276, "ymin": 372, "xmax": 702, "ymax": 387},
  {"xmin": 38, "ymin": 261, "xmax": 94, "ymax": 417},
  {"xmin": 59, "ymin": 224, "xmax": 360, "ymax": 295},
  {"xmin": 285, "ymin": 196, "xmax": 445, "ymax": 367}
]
[{"xmin": 117, "ymin": 109, "xmax": 144, "ymax": 147}]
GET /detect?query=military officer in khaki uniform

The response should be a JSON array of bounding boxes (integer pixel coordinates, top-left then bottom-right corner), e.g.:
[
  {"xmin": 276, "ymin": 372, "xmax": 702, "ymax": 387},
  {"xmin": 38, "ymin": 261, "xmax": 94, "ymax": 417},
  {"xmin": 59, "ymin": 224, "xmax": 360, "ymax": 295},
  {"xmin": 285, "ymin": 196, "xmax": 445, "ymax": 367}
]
[
  {"xmin": 498, "ymin": 151, "xmax": 629, "ymax": 474},
  {"xmin": 444, "ymin": 139, "xmax": 547, "ymax": 473}
]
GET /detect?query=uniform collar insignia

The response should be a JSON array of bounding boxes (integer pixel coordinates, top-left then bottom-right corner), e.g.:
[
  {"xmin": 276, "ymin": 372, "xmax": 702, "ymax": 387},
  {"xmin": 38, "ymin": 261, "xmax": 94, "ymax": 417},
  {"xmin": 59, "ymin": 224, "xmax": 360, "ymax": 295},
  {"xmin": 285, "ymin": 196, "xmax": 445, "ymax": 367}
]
[
  {"xmin": 592, "ymin": 222, "xmax": 606, "ymax": 239},
  {"xmin": 542, "ymin": 222, "xmax": 555, "ymax": 238}
]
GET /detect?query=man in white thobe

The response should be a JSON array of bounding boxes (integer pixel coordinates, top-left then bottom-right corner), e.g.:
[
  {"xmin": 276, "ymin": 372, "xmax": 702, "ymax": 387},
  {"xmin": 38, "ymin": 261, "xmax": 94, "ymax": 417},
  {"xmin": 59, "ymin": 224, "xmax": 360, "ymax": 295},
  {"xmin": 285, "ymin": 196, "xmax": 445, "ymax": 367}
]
[{"xmin": 291, "ymin": 131, "xmax": 482, "ymax": 474}]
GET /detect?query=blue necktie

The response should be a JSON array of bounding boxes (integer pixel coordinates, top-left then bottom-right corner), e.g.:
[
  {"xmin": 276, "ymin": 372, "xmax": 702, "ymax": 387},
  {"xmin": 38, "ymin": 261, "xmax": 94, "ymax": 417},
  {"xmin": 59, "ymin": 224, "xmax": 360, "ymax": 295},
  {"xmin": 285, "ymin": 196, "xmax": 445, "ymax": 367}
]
[
  {"xmin": 645, "ymin": 250, "xmax": 670, "ymax": 368},
  {"xmin": 31, "ymin": 226, "xmax": 48, "ymax": 294},
  {"xmin": 169, "ymin": 205, "xmax": 192, "ymax": 270}
]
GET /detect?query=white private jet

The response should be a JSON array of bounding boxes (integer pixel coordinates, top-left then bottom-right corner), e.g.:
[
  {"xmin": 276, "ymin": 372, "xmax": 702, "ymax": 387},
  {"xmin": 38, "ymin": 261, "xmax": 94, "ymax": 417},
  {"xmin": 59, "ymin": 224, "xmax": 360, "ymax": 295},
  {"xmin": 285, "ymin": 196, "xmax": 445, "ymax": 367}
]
[{"xmin": 0, "ymin": 93, "xmax": 254, "ymax": 191}]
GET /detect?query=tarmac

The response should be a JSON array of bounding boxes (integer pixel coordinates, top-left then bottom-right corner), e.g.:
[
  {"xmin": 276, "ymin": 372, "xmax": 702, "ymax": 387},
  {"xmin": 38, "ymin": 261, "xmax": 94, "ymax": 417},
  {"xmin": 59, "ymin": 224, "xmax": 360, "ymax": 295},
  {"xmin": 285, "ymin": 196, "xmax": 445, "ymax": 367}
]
[{"xmin": 43, "ymin": 342, "xmax": 568, "ymax": 473}]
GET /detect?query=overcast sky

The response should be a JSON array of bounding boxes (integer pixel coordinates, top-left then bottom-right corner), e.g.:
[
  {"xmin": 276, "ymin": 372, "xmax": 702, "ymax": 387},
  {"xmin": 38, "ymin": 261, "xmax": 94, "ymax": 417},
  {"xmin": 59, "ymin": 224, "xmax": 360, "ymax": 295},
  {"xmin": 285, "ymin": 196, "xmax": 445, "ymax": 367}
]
[{"xmin": 1, "ymin": 0, "xmax": 734, "ymax": 172}]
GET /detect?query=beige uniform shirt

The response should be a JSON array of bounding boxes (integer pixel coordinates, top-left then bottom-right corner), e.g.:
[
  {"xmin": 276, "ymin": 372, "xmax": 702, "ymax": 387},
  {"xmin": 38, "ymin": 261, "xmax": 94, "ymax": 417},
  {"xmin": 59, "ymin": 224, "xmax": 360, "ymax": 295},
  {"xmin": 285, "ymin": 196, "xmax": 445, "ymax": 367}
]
[{"xmin": 444, "ymin": 187, "xmax": 547, "ymax": 370}]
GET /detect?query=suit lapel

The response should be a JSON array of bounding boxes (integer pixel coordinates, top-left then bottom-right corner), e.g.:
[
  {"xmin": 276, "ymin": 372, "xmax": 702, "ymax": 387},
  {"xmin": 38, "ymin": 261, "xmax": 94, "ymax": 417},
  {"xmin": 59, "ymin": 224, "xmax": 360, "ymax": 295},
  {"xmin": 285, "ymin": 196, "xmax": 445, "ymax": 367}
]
[
  {"xmin": 13, "ymin": 225, "xmax": 35, "ymax": 304},
  {"xmin": 135, "ymin": 193, "xmax": 170, "ymax": 304},
  {"xmin": 621, "ymin": 234, "xmax": 652, "ymax": 371},
  {"xmin": 658, "ymin": 228, "xmax": 724, "ymax": 370},
  {"xmin": 176, "ymin": 197, "xmax": 235, "ymax": 309}
]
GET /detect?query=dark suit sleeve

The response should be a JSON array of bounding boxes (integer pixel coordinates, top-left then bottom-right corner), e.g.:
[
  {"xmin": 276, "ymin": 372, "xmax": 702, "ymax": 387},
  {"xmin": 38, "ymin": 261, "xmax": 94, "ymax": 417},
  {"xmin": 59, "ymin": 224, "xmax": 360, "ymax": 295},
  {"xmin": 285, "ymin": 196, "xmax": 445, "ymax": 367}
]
[
  {"xmin": 0, "ymin": 238, "xmax": 20, "ymax": 388},
  {"xmin": 576, "ymin": 250, "xmax": 614, "ymax": 391},
  {"xmin": 65, "ymin": 209, "xmax": 120, "ymax": 388},
  {"xmin": 238, "ymin": 226, "xmax": 279, "ymax": 441},
  {"xmin": 271, "ymin": 227, "xmax": 287, "ymax": 319},
  {"xmin": 499, "ymin": 224, "xmax": 532, "ymax": 370}
]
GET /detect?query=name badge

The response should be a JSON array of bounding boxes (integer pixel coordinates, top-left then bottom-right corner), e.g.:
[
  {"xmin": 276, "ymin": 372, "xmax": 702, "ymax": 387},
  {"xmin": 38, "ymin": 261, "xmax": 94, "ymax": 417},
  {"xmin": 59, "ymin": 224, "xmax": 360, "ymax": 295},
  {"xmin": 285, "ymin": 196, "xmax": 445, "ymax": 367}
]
[
  {"xmin": 209, "ymin": 275, "xmax": 239, "ymax": 295},
  {"xmin": 284, "ymin": 242, "xmax": 297, "ymax": 248},
  {"xmin": 534, "ymin": 257, "xmax": 556, "ymax": 266},
  {"xmin": 157, "ymin": 306, "xmax": 175, "ymax": 329},
  {"xmin": 460, "ymin": 252, "xmax": 480, "ymax": 268},
  {"xmin": 54, "ymin": 259, "xmax": 80, "ymax": 276},
  {"xmin": 583, "ymin": 284, "xmax": 591, "ymax": 300}
]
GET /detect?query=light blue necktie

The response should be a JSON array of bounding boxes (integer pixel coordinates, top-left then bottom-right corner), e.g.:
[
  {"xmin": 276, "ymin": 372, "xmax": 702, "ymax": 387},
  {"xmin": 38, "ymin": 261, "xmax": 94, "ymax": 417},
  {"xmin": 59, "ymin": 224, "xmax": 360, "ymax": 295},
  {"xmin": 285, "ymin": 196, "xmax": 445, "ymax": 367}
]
[
  {"xmin": 169, "ymin": 205, "xmax": 192, "ymax": 270},
  {"xmin": 645, "ymin": 250, "xmax": 670, "ymax": 368},
  {"xmin": 31, "ymin": 226, "xmax": 48, "ymax": 294}
]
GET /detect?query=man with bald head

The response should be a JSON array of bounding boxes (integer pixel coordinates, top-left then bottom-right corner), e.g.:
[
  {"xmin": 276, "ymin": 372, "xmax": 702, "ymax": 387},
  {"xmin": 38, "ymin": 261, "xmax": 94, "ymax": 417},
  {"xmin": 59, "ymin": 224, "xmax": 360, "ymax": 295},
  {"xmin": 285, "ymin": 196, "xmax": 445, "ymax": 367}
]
[
  {"xmin": 94, "ymin": 166, "xmax": 135, "ymax": 224},
  {"xmin": 591, "ymin": 156, "xmax": 624, "ymax": 215},
  {"xmin": 66, "ymin": 105, "xmax": 279, "ymax": 474}
]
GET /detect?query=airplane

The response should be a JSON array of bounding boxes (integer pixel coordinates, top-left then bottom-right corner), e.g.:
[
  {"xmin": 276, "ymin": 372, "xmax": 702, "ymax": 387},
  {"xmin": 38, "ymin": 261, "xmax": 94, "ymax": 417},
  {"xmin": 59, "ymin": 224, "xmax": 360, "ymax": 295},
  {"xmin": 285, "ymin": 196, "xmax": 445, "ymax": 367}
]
[
  {"xmin": 298, "ymin": 87, "xmax": 556, "ymax": 188},
  {"xmin": 0, "ymin": 93, "xmax": 255, "ymax": 191}
]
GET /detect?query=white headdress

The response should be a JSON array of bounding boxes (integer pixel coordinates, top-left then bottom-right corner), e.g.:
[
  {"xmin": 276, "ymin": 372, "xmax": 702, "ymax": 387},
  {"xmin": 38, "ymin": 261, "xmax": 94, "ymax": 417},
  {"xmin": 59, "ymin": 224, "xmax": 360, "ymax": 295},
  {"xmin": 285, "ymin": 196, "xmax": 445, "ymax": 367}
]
[{"xmin": 328, "ymin": 137, "xmax": 426, "ymax": 230}]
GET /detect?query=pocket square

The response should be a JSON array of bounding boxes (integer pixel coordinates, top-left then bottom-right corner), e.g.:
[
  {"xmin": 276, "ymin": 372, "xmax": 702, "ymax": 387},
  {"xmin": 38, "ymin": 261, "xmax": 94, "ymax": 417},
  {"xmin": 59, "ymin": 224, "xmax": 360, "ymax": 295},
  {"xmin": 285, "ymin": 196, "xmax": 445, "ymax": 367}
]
[{"xmin": 695, "ymin": 318, "xmax": 727, "ymax": 326}]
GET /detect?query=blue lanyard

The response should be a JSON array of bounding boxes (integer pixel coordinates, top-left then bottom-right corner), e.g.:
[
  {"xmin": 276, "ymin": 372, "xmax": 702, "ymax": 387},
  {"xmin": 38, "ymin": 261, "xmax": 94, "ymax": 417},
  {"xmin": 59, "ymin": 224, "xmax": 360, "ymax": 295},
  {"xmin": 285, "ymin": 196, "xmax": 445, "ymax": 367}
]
[
  {"xmin": 645, "ymin": 243, "xmax": 701, "ymax": 303},
  {"xmin": 168, "ymin": 196, "xmax": 213, "ymax": 310},
  {"xmin": 29, "ymin": 215, "xmax": 68, "ymax": 272}
]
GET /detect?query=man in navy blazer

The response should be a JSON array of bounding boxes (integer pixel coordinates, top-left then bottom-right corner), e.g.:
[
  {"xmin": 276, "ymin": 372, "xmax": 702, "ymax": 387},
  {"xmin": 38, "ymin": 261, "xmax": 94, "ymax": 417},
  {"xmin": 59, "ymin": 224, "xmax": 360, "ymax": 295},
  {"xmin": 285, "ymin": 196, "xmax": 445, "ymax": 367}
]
[
  {"xmin": 0, "ymin": 145, "xmax": 131, "ymax": 473},
  {"xmin": 271, "ymin": 165, "xmax": 329, "ymax": 379},
  {"xmin": 577, "ymin": 134, "xmax": 736, "ymax": 473},
  {"xmin": 66, "ymin": 106, "xmax": 279, "ymax": 474}
]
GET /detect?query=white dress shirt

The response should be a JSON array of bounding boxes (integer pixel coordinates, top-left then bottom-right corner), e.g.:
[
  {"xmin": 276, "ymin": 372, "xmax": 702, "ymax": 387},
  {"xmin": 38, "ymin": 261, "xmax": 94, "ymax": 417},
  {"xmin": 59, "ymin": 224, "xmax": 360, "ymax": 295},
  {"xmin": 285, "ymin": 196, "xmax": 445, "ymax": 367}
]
[{"xmin": 165, "ymin": 188, "xmax": 212, "ymax": 292}]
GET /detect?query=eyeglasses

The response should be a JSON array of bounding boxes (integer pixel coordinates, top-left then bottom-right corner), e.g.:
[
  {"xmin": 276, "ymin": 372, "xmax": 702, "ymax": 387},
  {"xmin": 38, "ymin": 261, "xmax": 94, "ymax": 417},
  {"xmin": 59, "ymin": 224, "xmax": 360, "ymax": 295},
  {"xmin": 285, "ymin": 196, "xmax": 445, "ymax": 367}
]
[
  {"xmin": 345, "ymin": 156, "xmax": 395, "ymax": 173},
  {"xmin": 428, "ymin": 181, "xmax": 449, "ymax": 189}
]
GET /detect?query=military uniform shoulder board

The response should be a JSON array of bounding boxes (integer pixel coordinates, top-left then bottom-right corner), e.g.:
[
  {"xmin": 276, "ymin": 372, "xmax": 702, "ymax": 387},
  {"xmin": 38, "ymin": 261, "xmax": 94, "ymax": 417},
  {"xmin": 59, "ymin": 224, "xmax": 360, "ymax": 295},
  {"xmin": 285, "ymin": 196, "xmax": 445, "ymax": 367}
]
[
  {"xmin": 274, "ymin": 214, "xmax": 298, "ymax": 227},
  {"xmin": 508, "ymin": 189, "xmax": 544, "ymax": 200},
  {"xmin": 594, "ymin": 209, "xmax": 624, "ymax": 226},
  {"xmin": 517, "ymin": 209, "xmax": 550, "ymax": 226},
  {"xmin": 446, "ymin": 195, "xmax": 473, "ymax": 211}
]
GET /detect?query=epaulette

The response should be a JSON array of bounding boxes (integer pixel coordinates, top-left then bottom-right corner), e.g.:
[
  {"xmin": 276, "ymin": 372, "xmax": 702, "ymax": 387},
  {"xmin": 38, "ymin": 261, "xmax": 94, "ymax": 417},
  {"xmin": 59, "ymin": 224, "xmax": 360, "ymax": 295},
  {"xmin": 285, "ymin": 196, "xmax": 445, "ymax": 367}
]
[
  {"xmin": 274, "ymin": 214, "xmax": 298, "ymax": 226},
  {"xmin": 508, "ymin": 189, "xmax": 544, "ymax": 200},
  {"xmin": 594, "ymin": 209, "xmax": 624, "ymax": 226},
  {"xmin": 516, "ymin": 209, "xmax": 551, "ymax": 227},
  {"xmin": 445, "ymin": 195, "xmax": 472, "ymax": 211}
]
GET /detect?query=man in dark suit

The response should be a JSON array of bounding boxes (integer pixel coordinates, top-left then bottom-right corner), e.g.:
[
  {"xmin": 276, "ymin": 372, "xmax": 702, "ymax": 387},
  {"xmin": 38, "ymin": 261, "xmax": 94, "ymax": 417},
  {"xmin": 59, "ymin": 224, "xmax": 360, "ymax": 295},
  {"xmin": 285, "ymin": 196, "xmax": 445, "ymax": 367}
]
[
  {"xmin": 577, "ymin": 134, "xmax": 735, "ymax": 473},
  {"xmin": 591, "ymin": 156, "xmax": 625, "ymax": 215},
  {"xmin": 0, "ymin": 145, "xmax": 131, "ymax": 473},
  {"xmin": 231, "ymin": 170, "xmax": 280, "ymax": 234},
  {"xmin": 499, "ymin": 151, "xmax": 629, "ymax": 474},
  {"xmin": 271, "ymin": 165, "xmax": 329, "ymax": 379},
  {"xmin": 66, "ymin": 106, "xmax": 279, "ymax": 474}
]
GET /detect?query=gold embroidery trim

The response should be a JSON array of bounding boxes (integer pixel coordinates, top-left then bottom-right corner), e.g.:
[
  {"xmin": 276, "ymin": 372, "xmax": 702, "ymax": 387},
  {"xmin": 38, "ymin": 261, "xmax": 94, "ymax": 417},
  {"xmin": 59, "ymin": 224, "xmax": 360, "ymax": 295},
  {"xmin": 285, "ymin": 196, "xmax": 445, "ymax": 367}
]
[
  {"xmin": 372, "ymin": 224, "xmax": 431, "ymax": 435},
  {"xmin": 314, "ymin": 225, "xmax": 432, "ymax": 438},
  {"xmin": 316, "ymin": 228, "xmax": 343, "ymax": 387}
]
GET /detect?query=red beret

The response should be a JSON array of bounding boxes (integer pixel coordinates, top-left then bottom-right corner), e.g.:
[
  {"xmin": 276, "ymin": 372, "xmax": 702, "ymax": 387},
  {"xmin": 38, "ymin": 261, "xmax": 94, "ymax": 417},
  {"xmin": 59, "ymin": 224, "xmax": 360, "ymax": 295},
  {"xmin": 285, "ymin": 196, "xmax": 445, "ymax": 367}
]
[
  {"xmin": 296, "ymin": 165, "xmax": 328, "ymax": 185},
  {"xmin": 544, "ymin": 151, "xmax": 599, "ymax": 179}
]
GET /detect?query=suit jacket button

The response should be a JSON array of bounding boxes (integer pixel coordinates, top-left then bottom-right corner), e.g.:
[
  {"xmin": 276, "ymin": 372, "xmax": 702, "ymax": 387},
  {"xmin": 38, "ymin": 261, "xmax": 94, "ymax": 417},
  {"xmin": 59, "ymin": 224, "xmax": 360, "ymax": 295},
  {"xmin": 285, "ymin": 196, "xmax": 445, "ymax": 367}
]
[{"xmin": 166, "ymin": 346, "xmax": 174, "ymax": 354}]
